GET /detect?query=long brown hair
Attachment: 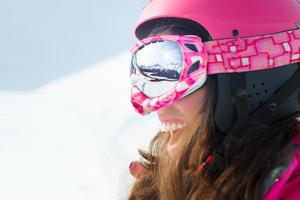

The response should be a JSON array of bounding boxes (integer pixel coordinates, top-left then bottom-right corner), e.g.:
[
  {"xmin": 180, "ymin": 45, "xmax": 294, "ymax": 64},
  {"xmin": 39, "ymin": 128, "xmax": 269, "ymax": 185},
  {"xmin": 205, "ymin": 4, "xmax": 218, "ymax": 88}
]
[{"xmin": 128, "ymin": 25, "xmax": 300, "ymax": 200}]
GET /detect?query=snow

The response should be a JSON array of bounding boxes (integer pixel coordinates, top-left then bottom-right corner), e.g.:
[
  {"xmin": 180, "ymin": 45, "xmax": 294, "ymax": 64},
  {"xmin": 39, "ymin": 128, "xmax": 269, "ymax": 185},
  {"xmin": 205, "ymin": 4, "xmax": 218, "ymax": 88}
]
[{"xmin": 0, "ymin": 52, "xmax": 160, "ymax": 200}]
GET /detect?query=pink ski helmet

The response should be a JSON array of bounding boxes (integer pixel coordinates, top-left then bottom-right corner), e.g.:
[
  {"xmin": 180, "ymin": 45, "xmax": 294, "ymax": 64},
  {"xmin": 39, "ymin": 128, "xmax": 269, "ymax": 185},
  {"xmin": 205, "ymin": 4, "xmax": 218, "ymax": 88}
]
[
  {"xmin": 134, "ymin": 0, "xmax": 300, "ymax": 40},
  {"xmin": 132, "ymin": 0, "xmax": 300, "ymax": 132}
]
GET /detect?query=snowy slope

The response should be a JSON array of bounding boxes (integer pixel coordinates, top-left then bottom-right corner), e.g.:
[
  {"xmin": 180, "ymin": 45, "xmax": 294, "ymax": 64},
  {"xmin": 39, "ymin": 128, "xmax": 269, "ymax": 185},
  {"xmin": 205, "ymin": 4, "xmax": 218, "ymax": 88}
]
[{"xmin": 0, "ymin": 52, "xmax": 160, "ymax": 200}]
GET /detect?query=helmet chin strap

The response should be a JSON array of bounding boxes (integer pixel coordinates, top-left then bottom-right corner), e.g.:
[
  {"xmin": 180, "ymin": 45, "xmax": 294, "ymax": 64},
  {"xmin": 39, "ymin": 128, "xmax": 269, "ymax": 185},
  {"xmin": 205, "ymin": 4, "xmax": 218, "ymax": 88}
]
[
  {"xmin": 222, "ymin": 73, "xmax": 252, "ymax": 162},
  {"xmin": 196, "ymin": 73, "xmax": 250, "ymax": 177},
  {"xmin": 196, "ymin": 73, "xmax": 262, "ymax": 177}
]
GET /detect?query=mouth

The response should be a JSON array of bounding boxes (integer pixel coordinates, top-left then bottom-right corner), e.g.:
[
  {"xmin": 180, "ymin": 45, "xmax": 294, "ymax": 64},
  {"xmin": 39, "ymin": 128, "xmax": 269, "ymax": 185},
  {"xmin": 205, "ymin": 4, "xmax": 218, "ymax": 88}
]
[{"xmin": 160, "ymin": 122, "xmax": 187, "ymax": 132}]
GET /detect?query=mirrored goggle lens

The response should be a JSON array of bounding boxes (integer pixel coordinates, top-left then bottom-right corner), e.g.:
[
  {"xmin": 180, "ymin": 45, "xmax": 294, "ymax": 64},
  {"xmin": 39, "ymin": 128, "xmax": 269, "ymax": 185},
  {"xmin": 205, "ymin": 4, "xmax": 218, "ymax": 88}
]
[{"xmin": 131, "ymin": 40, "xmax": 183, "ymax": 97}]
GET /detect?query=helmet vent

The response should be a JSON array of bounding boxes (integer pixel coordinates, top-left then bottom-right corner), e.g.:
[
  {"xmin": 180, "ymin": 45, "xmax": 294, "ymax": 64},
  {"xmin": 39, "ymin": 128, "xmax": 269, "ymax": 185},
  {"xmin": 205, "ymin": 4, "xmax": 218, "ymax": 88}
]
[
  {"xmin": 247, "ymin": 81, "xmax": 272, "ymax": 112},
  {"xmin": 246, "ymin": 63, "xmax": 299, "ymax": 114}
]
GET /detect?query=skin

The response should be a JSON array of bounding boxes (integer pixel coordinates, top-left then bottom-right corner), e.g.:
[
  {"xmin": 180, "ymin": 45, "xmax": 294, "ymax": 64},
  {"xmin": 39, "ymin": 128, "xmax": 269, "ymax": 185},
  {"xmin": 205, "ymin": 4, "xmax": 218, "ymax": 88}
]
[{"xmin": 157, "ymin": 87, "xmax": 207, "ymax": 156}]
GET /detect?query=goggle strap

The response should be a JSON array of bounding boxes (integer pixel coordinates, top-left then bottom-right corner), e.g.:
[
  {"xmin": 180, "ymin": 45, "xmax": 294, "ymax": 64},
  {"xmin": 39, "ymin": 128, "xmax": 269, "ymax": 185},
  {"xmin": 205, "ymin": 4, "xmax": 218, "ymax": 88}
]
[{"xmin": 205, "ymin": 29, "xmax": 300, "ymax": 74}]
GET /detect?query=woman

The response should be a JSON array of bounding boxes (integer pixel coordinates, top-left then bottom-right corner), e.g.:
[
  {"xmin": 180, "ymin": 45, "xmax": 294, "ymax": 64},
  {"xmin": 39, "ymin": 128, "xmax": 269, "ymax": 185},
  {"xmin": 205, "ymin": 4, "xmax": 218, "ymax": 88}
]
[{"xmin": 128, "ymin": 0, "xmax": 300, "ymax": 199}]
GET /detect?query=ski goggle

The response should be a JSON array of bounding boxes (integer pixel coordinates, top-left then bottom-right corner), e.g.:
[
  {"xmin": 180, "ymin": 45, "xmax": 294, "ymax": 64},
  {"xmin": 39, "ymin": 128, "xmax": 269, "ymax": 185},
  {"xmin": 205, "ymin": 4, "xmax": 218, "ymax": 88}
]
[{"xmin": 130, "ymin": 29, "xmax": 300, "ymax": 115}]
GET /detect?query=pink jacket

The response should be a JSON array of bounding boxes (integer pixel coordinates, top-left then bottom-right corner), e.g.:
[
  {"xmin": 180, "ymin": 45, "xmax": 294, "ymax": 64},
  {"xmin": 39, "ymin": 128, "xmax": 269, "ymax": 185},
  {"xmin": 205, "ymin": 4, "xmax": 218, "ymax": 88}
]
[{"xmin": 264, "ymin": 124, "xmax": 300, "ymax": 200}]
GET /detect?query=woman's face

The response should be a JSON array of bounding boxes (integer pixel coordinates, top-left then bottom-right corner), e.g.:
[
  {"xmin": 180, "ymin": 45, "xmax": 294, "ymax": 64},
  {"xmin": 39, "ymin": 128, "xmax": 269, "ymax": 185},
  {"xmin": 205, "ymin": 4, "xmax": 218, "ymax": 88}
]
[
  {"xmin": 157, "ymin": 87, "xmax": 207, "ymax": 156},
  {"xmin": 148, "ymin": 29, "xmax": 207, "ymax": 156}
]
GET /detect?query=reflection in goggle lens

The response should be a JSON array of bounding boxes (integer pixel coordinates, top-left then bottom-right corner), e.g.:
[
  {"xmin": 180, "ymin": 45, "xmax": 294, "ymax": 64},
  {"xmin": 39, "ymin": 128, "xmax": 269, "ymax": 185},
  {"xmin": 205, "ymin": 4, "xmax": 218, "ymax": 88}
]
[{"xmin": 130, "ymin": 40, "xmax": 183, "ymax": 97}]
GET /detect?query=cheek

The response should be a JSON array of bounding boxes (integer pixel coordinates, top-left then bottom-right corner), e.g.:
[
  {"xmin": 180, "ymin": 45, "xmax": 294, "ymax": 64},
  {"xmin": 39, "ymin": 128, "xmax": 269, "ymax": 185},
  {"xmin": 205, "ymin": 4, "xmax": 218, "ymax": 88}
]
[{"xmin": 174, "ymin": 88, "xmax": 207, "ymax": 121}]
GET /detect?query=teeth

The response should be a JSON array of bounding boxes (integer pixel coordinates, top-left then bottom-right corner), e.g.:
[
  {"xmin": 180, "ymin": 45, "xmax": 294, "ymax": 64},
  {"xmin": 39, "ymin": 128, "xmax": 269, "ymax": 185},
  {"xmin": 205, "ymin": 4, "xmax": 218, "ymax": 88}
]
[
  {"xmin": 171, "ymin": 123, "xmax": 177, "ymax": 131},
  {"xmin": 161, "ymin": 123, "xmax": 167, "ymax": 132},
  {"xmin": 166, "ymin": 124, "xmax": 171, "ymax": 131},
  {"xmin": 160, "ymin": 122, "xmax": 187, "ymax": 132}
]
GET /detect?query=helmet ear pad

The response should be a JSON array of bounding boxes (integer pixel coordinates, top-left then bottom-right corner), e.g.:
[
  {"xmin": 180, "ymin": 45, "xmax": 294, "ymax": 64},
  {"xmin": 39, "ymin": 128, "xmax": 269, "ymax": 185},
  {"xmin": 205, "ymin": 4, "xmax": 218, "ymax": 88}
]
[{"xmin": 214, "ymin": 63, "xmax": 300, "ymax": 133}]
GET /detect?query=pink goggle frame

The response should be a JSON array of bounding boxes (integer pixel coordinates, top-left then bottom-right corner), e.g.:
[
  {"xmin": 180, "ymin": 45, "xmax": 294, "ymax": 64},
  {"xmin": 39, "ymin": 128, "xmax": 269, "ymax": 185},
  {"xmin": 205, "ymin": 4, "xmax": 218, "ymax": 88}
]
[{"xmin": 130, "ymin": 29, "xmax": 300, "ymax": 115}]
